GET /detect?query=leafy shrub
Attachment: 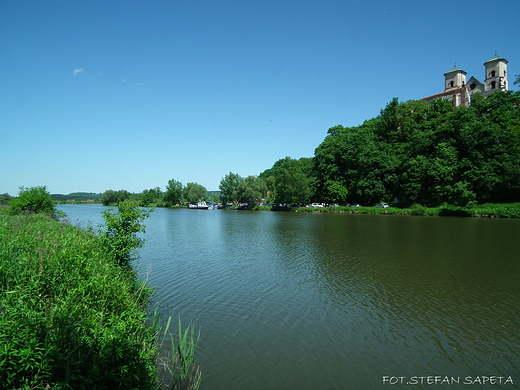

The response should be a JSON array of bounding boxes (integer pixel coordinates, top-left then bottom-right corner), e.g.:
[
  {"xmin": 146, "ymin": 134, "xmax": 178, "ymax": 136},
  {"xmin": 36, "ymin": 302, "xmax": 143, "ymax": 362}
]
[
  {"xmin": 0, "ymin": 213, "xmax": 157, "ymax": 389},
  {"xmin": 98, "ymin": 200, "xmax": 152, "ymax": 267},
  {"xmin": 9, "ymin": 186, "xmax": 57, "ymax": 217},
  {"xmin": 472, "ymin": 203, "xmax": 520, "ymax": 218},
  {"xmin": 0, "ymin": 207, "xmax": 201, "ymax": 390},
  {"xmin": 0, "ymin": 193, "xmax": 12, "ymax": 205}
]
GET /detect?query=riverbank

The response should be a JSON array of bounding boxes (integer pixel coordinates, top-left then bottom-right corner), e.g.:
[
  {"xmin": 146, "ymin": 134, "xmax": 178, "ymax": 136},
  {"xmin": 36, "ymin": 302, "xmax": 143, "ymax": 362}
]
[
  {"xmin": 253, "ymin": 203, "xmax": 520, "ymax": 218},
  {"xmin": 0, "ymin": 211, "xmax": 199, "ymax": 389},
  {"xmin": 0, "ymin": 212, "xmax": 159, "ymax": 388}
]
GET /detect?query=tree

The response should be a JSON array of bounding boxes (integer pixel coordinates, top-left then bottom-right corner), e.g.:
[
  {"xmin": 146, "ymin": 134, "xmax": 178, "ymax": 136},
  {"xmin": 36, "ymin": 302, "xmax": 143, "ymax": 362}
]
[
  {"xmin": 140, "ymin": 187, "xmax": 162, "ymax": 207},
  {"xmin": 271, "ymin": 157, "xmax": 313, "ymax": 204},
  {"xmin": 314, "ymin": 123, "xmax": 396, "ymax": 205},
  {"xmin": 219, "ymin": 172, "xmax": 243, "ymax": 204},
  {"xmin": 258, "ymin": 168, "xmax": 276, "ymax": 201},
  {"xmin": 164, "ymin": 179, "xmax": 183, "ymax": 206},
  {"xmin": 183, "ymin": 182, "xmax": 207, "ymax": 204},
  {"xmin": 0, "ymin": 193, "xmax": 12, "ymax": 205},
  {"xmin": 312, "ymin": 92, "xmax": 520, "ymax": 206},
  {"xmin": 321, "ymin": 180, "xmax": 348, "ymax": 204},
  {"xmin": 9, "ymin": 186, "xmax": 58, "ymax": 217},
  {"xmin": 99, "ymin": 200, "xmax": 151, "ymax": 267},
  {"xmin": 101, "ymin": 189, "xmax": 131, "ymax": 206},
  {"xmin": 209, "ymin": 192, "xmax": 220, "ymax": 203},
  {"xmin": 236, "ymin": 176, "xmax": 267, "ymax": 205}
]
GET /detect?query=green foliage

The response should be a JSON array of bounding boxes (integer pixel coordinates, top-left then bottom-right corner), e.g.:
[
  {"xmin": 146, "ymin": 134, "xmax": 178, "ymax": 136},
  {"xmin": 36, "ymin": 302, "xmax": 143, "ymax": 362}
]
[
  {"xmin": 1, "ymin": 210, "xmax": 203, "ymax": 389},
  {"xmin": 471, "ymin": 202, "xmax": 520, "ymax": 218},
  {"xmin": 321, "ymin": 180, "xmax": 348, "ymax": 203},
  {"xmin": 209, "ymin": 191, "xmax": 221, "ymax": 203},
  {"xmin": 101, "ymin": 189, "xmax": 131, "ymax": 206},
  {"xmin": 51, "ymin": 192, "xmax": 103, "ymax": 202},
  {"xmin": 99, "ymin": 200, "xmax": 152, "ymax": 267},
  {"xmin": 141, "ymin": 187, "xmax": 163, "ymax": 207},
  {"xmin": 268, "ymin": 157, "xmax": 314, "ymax": 204},
  {"xmin": 0, "ymin": 213, "xmax": 157, "ymax": 389},
  {"xmin": 236, "ymin": 175, "xmax": 267, "ymax": 205},
  {"xmin": 157, "ymin": 315, "xmax": 201, "ymax": 390},
  {"xmin": 219, "ymin": 172, "xmax": 243, "ymax": 204},
  {"xmin": 183, "ymin": 183, "xmax": 207, "ymax": 204},
  {"xmin": 8, "ymin": 186, "xmax": 59, "ymax": 217},
  {"xmin": 164, "ymin": 179, "xmax": 184, "ymax": 206},
  {"xmin": 0, "ymin": 193, "xmax": 12, "ymax": 205},
  {"xmin": 314, "ymin": 125, "xmax": 396, "ymax": 204},
  {"xmin": 290, "ymin": 202, "xmax": 520, "ymax": 218},
  {"xmin": 313, "ymin": 91, "xmax": 520, "ymax": 206}
]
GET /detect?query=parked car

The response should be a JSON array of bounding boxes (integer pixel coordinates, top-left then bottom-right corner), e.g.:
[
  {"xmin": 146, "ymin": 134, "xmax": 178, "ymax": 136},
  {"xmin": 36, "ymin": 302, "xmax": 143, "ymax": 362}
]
[
  {"xmin": 307, "ymin": 203, "xmax": 324, "ymax": 208},
  {"xmin": 376, "ymin": 203, "xmax": 389, "ymax": 208},
  {"xmin": 350, "ymin": 203, "xmax": 361, "ymax": 207}
]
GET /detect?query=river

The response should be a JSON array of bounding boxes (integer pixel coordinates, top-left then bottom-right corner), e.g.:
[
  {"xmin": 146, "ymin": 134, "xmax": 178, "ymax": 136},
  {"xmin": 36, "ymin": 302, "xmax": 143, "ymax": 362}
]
[{"xmin": 57, "ymin": 204, "xmax": 520, "ymax": 389}]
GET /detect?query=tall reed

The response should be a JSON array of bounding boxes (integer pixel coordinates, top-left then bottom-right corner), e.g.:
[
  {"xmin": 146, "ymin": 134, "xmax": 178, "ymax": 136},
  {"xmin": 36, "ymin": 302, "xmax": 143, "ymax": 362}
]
[{"xmin": 155, "ymin": 313, "xmax": 201, "ymax": 390}]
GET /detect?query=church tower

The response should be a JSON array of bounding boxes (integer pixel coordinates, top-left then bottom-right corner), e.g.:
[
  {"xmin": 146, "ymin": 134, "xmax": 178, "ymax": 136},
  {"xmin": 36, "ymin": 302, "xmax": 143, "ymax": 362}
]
[
  {"xmin": 484, "ymin": 55, "xmax": 508, "ymax": 95},
  {"xmin": 444, "ymin": 66, "xmax": 467, "ymax": 91}
]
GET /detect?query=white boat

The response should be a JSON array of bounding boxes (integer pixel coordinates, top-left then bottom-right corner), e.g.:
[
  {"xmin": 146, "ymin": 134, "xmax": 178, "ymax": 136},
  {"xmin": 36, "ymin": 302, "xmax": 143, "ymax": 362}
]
[{"xmin": 189, "ymin": 201, "xmax": 209, "ymax": 209}]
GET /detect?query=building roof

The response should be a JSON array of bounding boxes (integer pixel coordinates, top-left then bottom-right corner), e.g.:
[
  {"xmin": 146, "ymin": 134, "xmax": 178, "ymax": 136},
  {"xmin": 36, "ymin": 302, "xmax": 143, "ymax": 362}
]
[
  {"xmin": 467, "ymin": 75, "xmax": 483, "ymax": 85},
  {"xmin": 419, "ymin": 87, "xmax": 465, "ymax": 101},
  {"xmin": 444, "ymin": 67, "xmax": 467, "ymax": 76},
  {"xmin": 484, "ymin": 55, "xmax": 508, "ymax": 64}
]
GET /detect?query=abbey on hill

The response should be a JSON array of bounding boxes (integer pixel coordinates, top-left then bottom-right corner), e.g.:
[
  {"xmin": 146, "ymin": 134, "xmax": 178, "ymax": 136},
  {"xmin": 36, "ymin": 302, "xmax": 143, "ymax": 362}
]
[{"xmin": 420, "ymin": 55, "xmax": 508, "ymax": 107}]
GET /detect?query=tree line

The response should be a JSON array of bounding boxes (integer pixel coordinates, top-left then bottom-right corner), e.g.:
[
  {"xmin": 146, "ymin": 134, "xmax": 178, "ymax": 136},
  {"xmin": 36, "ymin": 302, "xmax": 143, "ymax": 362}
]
[
  {"xmin": 312, "ymin": 91, "xmax": 520, "ymax": 206},
  {"xmin": 5, "ymin": 90, "xmax": 518, "ymax": 209},
  {"xmin": 99, "ymin": 181, "xmax": 213, "ymax": 207},
  {"xmin": 220, "ymin": 90, "xmax": 520, "ymax": 207}
]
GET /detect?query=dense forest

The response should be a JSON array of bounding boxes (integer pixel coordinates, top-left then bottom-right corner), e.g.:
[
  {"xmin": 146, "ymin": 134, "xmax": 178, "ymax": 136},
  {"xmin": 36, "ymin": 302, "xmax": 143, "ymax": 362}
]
[
  {"xmin": 311, "ymin": 91, "xmax": 520, "ymax": 206},
  {"xmin": 252, "ymin": 90, "xmax": 520, "ymax": 207}
]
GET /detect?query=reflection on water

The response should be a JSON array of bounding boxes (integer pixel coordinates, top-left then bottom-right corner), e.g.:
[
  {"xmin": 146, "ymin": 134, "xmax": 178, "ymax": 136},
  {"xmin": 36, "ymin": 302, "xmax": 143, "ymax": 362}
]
[{"xmin": 58, "ymin": 205, "xmax": 520, "ymax": 389}]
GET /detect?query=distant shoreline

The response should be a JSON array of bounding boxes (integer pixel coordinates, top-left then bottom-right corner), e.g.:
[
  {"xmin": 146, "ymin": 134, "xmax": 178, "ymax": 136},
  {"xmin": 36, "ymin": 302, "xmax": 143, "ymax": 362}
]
[
  {"xmin": 252, "ymin": 203, "xmax": 520, "ymax": 218},
  {"xmin": 7, "ymin": 202, "xmax": 519, "ymax": 219}
]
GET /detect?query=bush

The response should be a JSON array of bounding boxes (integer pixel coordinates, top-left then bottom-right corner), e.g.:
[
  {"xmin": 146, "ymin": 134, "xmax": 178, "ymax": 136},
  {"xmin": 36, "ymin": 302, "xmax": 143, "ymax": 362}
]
[
  {"xmin": 0, "ymin": 206, "xmax": 201, "ymax": 389},
  {"xmin": 9, "ymin": 186, "xmax": 57, "ymax": 217},
  {"xmin": 98, "ymin": 200, "xmax": 152, "ymax": 268},
  {"xmin": 0, "ymin": 213, "xmax": 157, "ymax": 389},
  {"xmin": 0, "ymin": 193, "xmax": 12, "ymax": 205}
]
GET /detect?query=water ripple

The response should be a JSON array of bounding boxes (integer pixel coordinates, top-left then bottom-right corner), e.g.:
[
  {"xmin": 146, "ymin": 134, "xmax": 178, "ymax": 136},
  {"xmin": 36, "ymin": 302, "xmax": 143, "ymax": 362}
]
[{"xmin": 58, "ymin": 206, "xmax": 520, "ymax": 390}]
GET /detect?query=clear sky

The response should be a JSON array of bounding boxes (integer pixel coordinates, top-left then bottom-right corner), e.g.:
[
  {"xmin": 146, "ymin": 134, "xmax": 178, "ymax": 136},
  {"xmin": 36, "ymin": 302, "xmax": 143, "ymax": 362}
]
[{"xmin": 1, "ymin": 0, "xmax": 519, "ymax": 195}]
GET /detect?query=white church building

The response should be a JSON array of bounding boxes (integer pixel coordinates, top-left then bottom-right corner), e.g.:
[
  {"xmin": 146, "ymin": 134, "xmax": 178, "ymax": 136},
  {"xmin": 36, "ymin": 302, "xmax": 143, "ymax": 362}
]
[{"xmin": 420, "ymin": 55, "xmax": 508, "ymax": 107}]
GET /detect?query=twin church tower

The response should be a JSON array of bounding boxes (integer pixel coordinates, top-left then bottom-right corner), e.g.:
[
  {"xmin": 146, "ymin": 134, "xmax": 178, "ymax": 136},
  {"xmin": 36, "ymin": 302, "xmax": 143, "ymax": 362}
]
[{"xmin": 420, "ymin": 55, "xmax": 508, "ymax": 107}]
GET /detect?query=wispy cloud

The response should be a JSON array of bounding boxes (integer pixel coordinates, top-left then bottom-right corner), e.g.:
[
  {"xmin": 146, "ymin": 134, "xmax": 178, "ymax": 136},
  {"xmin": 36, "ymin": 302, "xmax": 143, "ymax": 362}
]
[{"xmin": 73, "ymin": 68, "xmax": 84, "ymax": 75}]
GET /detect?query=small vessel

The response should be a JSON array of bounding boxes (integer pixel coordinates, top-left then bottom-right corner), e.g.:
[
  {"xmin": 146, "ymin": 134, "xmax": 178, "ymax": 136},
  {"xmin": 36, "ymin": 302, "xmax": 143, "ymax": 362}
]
[{"xmin": 189, "ymin": 201, "xmax": 209, "ymax": 209}]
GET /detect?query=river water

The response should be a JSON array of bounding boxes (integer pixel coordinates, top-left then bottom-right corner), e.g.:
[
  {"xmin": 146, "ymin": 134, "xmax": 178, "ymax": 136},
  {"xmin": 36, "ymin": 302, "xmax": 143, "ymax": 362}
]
[{"xmin": 58, "ymin": 204, "xmax": 520, "ymax": 389}]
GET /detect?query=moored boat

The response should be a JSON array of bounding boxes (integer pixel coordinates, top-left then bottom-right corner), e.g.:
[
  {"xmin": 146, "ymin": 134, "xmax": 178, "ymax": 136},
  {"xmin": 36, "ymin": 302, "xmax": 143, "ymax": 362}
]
[{"xmin": 189, "ymin": 201, "xmax": 209, "ymax": 209}]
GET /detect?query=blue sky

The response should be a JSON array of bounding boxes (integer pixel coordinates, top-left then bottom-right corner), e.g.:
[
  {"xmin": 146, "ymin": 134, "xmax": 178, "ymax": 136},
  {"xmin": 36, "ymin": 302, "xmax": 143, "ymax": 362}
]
[{"xmin": 1, "ymin": 0, "xmax": 519, "ymax": 195}]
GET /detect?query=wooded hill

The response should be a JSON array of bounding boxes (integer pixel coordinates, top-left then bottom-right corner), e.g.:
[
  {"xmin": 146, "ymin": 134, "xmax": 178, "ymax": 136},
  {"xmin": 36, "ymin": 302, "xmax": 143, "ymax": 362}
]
[
  {"xmin": 311, "ymin": 90, "xmax": 520, "ymax": 206},
  {"xmin": 50, "ymin": 192, "xmax": 102, "ymax": 201}
]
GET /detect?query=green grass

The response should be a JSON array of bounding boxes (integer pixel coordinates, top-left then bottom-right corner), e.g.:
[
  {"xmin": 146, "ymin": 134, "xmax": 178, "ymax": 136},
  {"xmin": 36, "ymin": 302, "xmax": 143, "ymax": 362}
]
[
  {"xmin": 0, "ymin": 213, "xmax": 200, "ymax": 389},
  {"xmin": 164, "ymin": 200, "xmax": 520, "ymax": 218},
  {"xmin": 279, "ymin": 203, "xmax": 520, "ymax": 218},
  {"xmin": 469, "ymin": 203, "xmax": 520, "ymax": 218}
]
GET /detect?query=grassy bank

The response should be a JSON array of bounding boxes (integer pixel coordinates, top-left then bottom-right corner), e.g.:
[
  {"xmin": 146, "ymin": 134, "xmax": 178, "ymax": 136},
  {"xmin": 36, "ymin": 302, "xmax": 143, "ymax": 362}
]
[
  {"xmin": 0, "ymin": 211, "xmax": 199, "ymax": 389},
  {"xmin": 253, "ymin": 203, "xmax": 520, "ymax": 217}
]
